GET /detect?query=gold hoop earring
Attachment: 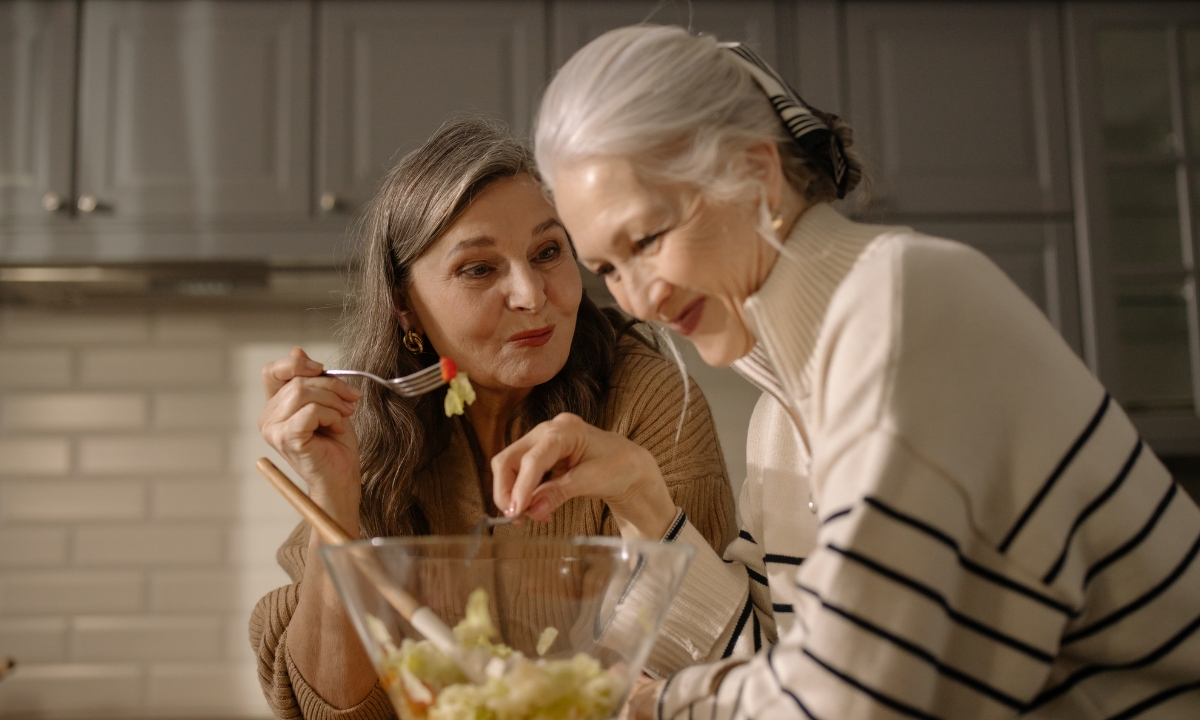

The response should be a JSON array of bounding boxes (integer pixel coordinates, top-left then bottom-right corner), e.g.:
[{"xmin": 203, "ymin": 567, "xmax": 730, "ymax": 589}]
[{"xmin": 403, "ymin": 330, "xmax": 424, "ymax": 354}]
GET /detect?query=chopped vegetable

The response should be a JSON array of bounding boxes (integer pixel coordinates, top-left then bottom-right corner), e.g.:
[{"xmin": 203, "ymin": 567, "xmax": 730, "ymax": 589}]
[
  {"xmin": 443, "ymin": 371, "xmax": 476, "ymax": 417},
  {"xmin": 536, "ymin": 627, "xmax": 558, "ymax": 657},
  {"xmin": 440, "ymin": 357, "xmax": 458, "ymax": 383},
  {"xmin": 368, "ymin": 590, "xmax": 624, "ymax": 720}
]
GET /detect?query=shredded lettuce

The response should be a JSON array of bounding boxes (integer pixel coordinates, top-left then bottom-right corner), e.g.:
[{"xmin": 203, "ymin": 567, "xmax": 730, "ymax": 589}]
[
  {"xmin": 369, "ymin": 589, "xmax": 624, "ymax": 720},
  {"xmin": 444, "ymin": 373, "xmax": 476, "ymax": 417}
]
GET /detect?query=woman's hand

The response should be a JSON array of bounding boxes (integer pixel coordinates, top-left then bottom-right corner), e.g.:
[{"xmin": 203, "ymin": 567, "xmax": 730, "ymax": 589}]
[
  {"xmin": 259, "ymin": 347, "xmax": 362, "ymax": 524},
  {"xmin": 619, "ymin": 675, "xmax": 665, "ymax": 720},
  {"xmin": 491, "ymin": 413, "xmax": 677, "ymax": 540}
]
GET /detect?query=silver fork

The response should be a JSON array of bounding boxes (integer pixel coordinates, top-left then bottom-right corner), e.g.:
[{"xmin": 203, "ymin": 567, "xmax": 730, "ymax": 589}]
[{"xmin": 323, "ymin": 364, "xmax": 447, "ymax": 397}]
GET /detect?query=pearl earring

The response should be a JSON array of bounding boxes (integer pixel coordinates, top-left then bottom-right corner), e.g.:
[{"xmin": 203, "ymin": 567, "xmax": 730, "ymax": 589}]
[{"xmin": 771, "ymin": 214, "xmax": 784, "ymax": 231}]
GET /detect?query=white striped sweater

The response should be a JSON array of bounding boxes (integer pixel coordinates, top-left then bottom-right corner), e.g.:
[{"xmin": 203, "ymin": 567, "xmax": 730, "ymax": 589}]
[{"xmin": 650, "ymin": 204, "xmax": 1200, "ymax": 719}]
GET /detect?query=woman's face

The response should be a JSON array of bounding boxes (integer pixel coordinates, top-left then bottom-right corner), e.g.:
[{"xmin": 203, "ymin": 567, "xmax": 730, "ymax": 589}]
[
  {"xmin": 553, "ymin": 157, "xmax": 776, "ymax": 367},
  {"xmin": 404, "ymin": 174, "xmax": 581, "ymax": 393}
]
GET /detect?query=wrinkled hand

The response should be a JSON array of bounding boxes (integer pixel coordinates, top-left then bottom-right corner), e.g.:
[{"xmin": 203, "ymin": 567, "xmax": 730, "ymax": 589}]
[
  {"xmin": 259, "ymin": 347, "xmax": 362, "ymax": 522},
  {"xmin": 491, "ymin": 413, "xmax": 677, "ymax": 541},
  {"xmin": 619, "ymin": 675, "xmax": 664, "ymax": 720}
]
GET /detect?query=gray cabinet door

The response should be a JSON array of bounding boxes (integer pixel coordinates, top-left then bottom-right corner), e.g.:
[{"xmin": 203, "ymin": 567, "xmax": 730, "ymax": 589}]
[
  {"xmin": 317, "ymin": 1, "xmax": 545, "ymax": 215},
  {"xmin": 76, "ymin": 1, "xmax": 312, "ymax": 222},
  {"xmin": 0, "ymin": 1, "xmax": 76, "ymax": 227},
  {"xmin": 552, "ymin": 1, "xmax": 776, "ymax": 68},
  {"xmin": 846, "ymin": 2, "xmax": 1072, "ymax": 216}
]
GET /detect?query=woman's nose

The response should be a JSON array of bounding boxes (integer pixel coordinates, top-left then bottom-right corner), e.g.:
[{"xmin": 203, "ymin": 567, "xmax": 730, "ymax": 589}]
[{"xmin": 506, "ymin": 264, "xmax": 546, "ymax": 312}]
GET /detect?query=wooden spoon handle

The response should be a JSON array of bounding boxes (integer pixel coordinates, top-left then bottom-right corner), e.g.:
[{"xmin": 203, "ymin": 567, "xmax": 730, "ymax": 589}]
[
  {"xmin": 255, "ymin": 458, "xmax": 353, "ymax": 545},
  {"xmin": 254, "ymin": 458, "xmax": 421, "ymax": 618}
]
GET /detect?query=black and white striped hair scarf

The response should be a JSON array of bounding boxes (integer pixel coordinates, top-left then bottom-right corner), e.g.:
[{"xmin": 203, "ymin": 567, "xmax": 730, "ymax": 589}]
[{"xmin": 721, "ymin": 42, "xmax": 850, "ymax": 199}]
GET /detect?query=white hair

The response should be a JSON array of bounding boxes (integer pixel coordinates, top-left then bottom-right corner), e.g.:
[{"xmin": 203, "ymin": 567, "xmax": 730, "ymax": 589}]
[{"xmin": 534, "ymin": 25, "xmax": 861, "ymax": 224}]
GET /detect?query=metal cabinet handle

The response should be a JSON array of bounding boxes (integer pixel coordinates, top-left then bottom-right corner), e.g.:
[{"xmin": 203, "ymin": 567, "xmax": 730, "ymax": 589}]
[
  {"xmin": 42, "ymin": 192, "xmax": 68, "ymax": 213},
  {"xmin": 77, "ymin": 195, "xmax": 105, "ymax": 213},
  {"xmin": 319, "ymin": 192, "xmax": 343, "ymax": 213}
]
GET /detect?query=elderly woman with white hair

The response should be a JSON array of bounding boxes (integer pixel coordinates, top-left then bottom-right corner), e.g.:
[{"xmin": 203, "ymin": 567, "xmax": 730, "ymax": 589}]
[{"xmin": 492, "ymin": 24, "xmax": 1200, "ymax": 720}]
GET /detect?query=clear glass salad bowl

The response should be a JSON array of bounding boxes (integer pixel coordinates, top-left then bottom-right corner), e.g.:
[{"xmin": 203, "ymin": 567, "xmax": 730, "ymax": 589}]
[{"xmin": 321, "ymin": 535, "xmax": 695, "ymax": 720}]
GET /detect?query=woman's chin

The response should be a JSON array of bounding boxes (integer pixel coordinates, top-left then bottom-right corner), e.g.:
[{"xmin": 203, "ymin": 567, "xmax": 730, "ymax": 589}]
[{"xmin": 691, "ymin": 331, "xmax": 751, "ymax": 368}]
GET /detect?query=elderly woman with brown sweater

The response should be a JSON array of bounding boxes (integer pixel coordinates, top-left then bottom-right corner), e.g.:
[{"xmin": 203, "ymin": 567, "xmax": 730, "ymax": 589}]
[{"xmin": 248, "ymin": 117, "xmax": 736, "ymax": 720}]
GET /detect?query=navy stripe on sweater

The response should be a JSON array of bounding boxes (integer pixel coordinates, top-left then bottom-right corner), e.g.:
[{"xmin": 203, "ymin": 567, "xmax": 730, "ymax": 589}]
[
  {"xmin": 1000, "ymin": 394, "xmax": 1111, "ymax": 553},
  {"xmin": 1086, "ymin": 482, "xmax": 1178, "ymax": 586},
  {"xmin": 1043, "ymin": 440, "xmax": 1143, "ymax": 584},
  {"xmin": 829, "ymin": 545, "xmax": 1055, "ymax": 661},
  {"xmin": 864, "ymin": 497, "xmax": 1077, "ymax": 616},
  {"xmin": 796, "ymin": 583, "xmax": 1025, "ymax": 708}
]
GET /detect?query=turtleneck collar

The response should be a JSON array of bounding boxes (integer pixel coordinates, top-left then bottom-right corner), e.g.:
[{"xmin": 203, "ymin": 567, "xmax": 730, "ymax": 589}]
[{"xmin": 732, "ymin": 203, "xmax": 902, "ymax": 407}]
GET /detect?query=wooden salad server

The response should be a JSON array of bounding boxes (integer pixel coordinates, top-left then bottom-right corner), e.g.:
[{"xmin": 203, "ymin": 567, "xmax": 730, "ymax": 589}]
[{"xmin": 255, "ymin": 457, "xmax": 489, "ymax": 683}]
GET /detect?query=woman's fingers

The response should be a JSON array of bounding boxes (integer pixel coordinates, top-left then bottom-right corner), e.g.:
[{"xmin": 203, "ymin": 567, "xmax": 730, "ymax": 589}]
[
  {"xmin": 269, "ymin": 378, "xmax": 359, "ymax": 420},
  {"xmin": 262, "ymin": 347, "xmax": 325, "ymax": 399},
  {"xmin": 267, "ymin": 404, "xmax": 347, "ymax": 455},
  {"xmin": 493, "ymin": 413, "xmax": 587, "ymax": 515}
]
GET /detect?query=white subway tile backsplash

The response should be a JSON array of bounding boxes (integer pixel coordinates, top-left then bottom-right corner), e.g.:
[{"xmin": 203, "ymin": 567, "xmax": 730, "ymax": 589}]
[
  {"xmin": 1, "ymin": 480, "xmax": 146, "ymax": 521},
  {"xmin": 0, "ymin": 307, "xmax": 341, "ymax": 718},
  {"xmin": 72, "ymin": 615, "xmax": 222, "ymax": 661},
  {"xmin": 1, "ymin": 309, "xmax": 150, "ymax": 344},
  {"xmin": 0, "ymin": 437, "xmax": 70, "ymax": 476},
  {"xmin": 147, "ymin": 662, "xmax": 269, "ymax": 714},
  {"xmin": 151, "ymin": 480, "xmax": 236, "ymax": 519},
  {"xmin": 227, "ymin": 521, "xmax": 301, "ymax": 568},
  {"xmin": 79, "ymin": 434, "xmax": 224, "ymax": 475},
  {"xmin": 0, "ymin": 527, "xmax": 69, "ymax": 567},
  {"xmin": 0, "ymin": 570, "xmax": 144, "ymax": 615},
  {"xmin": 150, "ymin": 570, "xmax": 236, "ymax": 613},
  {"xmin": 0, "ymin": 663, "xmax": 142, "ymax": 713},
  {"xmin": 0, "ymin": 349, "xmax": 72, "ymax": 389},
  {"xmin": 74, "ymin": 525, "xmax": 223, "ymax": 566},
  {"xmin": 80, "ymin": 347, "xmax": 225, "ymax": 389},
  {"xmin": 0, "ymin": 617, "xmax": 68, "ymax": 663},
  {"xmin": 153, "ymin": 391, "xmax": 236, "ymax": 429},
  {"xmin": 1, "ymin": 393, "xmax": 146, "ymax": 431}
]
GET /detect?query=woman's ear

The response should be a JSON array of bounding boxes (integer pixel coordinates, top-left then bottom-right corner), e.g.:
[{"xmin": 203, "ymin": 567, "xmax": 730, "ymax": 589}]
[
  {"xmin": 744, "ymin": 141, "xmax": 786, "ymax": 214},
  {"xmin": 391, "ymin": 287, "xmax": 424, "ymax": 335}
]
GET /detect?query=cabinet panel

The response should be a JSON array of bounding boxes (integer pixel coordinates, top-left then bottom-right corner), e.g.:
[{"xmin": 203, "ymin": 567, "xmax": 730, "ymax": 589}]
[
  {"xmin": 77, "ymin": 1, "xmax": 311, "ymax": 221},
  {"xmin": 911, "ymin": 221, "xmax": 1083, "ymax": 354},
  {"xmin": 552, "ymin": 1, "xmax": 775, "ymax": 69},
  {"xmin": 318, "ymin": 1, "xmax": 545, "ymax": 213},
  {"xmin": 0, "ymin": 1, "xmax": 76, "ymax": 225},
  {"xmin": 846, "ymin": 2, "xmax": 1072, "ymax": 215}
]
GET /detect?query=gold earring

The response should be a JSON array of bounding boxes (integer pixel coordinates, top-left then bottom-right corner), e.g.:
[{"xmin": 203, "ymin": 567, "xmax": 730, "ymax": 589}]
[
  {"xmin": 403, "ymin": 330, "xmax": 424, "ymax": 354},
  {"xmin": 771, "ymin": 214, "xmax": 784, "ymax": 231}
]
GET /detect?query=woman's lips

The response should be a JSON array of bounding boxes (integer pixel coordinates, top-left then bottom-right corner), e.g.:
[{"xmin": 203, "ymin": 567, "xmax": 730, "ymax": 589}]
[
  {"xmin": 667, "ymin": 298, "xmax": 706, "ymax": 336},
  {"xmin": 508, "ymin": 325, "xmax": 555, "ymax": 347}
]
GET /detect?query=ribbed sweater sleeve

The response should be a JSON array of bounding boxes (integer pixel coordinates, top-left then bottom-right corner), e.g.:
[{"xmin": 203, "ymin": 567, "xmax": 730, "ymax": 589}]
[{"xmin": 603, "ymin": 340, "xmax": 738, "ymax": 556}]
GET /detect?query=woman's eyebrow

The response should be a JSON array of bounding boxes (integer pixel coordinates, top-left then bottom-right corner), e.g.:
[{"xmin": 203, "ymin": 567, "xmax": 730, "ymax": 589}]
[
  {"xmin": 531, "ymin": 218, "xmax": 566, "ymax": 236},
  {"xmin": 450, "ymin": 236, "xmax": 495, "ymax": 253}
]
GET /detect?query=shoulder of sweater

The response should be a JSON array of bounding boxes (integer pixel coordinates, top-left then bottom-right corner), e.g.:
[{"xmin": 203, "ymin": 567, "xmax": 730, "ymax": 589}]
[{"xmin": 609, "ymin": 333, "xmax": 685, "ymax": 392}]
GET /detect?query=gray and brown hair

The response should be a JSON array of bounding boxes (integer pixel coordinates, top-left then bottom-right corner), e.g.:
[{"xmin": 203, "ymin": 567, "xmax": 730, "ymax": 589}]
[{"xmin": 340, "ymin": 116, "xmax": 633, "ymax": 537}]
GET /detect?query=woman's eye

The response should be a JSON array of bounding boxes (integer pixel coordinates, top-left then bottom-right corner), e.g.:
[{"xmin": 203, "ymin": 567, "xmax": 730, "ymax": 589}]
[
  {"xmin": 594, "ymin": 263, "xmax": 616, "ymax": 278},
  {"xmin": 535, "ymin": 245, "xmax": 561, "ymax": 262},
  {"xmin": 461, "ymin": 264, "xmax": 492, "ymax": 278},
  {"xmin": 633, "ymin": 231, "xmax": 664, "ymax": 254}
]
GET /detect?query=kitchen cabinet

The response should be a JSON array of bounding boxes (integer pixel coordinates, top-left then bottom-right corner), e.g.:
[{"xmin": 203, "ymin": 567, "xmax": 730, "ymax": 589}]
[
  {"xmin": 0, "ymin": 2, "xmax": 77, "ymax": 228},
  {"xmin": 76, "ymin": 1, "xmax": 312, "ymax": 222},
  {"xmin": 1065, "ymin": 2, "xmax": 1200, "ymax": 453},
  {"xmin": 552, "ymin": 0, "xmax": 777, "ymax": 68},
  {"xmin": 845, "ymin": 2, "xmax": 1073, "ymax": 216},
  {"xmin": 317, "ymin": 1, "xmax": 545, "ymax": 216}
]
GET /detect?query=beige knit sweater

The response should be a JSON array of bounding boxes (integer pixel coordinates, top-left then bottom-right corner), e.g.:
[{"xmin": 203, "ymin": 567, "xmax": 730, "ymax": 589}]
[{"xmin": 248, "ymin": 340, "xmax": 737, "ymax": 720}]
